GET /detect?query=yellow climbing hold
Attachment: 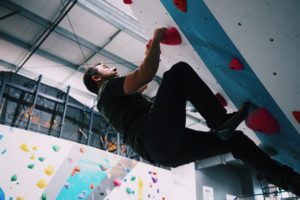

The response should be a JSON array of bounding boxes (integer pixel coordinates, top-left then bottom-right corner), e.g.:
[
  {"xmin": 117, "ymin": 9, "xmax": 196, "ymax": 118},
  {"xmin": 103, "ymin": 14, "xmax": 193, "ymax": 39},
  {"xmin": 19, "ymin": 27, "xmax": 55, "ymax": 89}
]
[
  {"xmin": 17, "ymin": 197, "xmax": 24, "ymax": 200},
  {"xmin": 44, "ymin": 165, "xmax": 55, "ymax": 176},
  {"xmin": 138, "ymin": 177, "xmax": 143, "ymax": 200},
  {"xmin": 20, "ymin": 143, "xmax": 30, "ymax": 152},
  {"xmin": 30, "ymin": 154, "xmax": 35, "ymax": 160},
  {"xmin": 37, "ymin": 179, "xmax": 48, "ymax": 189},
  {"xmin": 32, "ymin": 146, "xmax": 38, "ymax": 151}
]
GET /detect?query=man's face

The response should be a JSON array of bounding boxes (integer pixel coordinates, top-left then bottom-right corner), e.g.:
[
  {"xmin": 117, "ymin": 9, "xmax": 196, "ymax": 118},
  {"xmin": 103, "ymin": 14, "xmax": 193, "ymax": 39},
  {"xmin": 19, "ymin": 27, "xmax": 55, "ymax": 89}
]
[{"xmin": 95, "ymin": 63, "xmax": 119, "ymax": 79}]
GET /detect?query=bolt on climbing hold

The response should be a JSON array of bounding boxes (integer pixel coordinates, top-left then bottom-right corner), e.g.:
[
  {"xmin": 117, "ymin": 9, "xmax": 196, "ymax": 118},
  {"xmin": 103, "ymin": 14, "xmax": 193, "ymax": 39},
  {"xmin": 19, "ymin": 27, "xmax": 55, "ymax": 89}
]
[
  {"xmin": 173, "ymin": 0, "xmax": 187, "ymax": 12},
  {"xmin": 246, "ymin": 108, "xmax": 280, "ymax": 134},
  {"xmin": 229, "ymin": 57, "xmax": 244, "ymax": 70}
]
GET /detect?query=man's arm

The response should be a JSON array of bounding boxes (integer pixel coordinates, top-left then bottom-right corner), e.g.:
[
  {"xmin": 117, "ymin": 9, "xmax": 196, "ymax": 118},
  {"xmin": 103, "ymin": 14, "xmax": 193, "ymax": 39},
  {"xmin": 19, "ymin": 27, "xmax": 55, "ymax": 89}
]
[{"xmin": 123, "ymin": 28, "xmax": 167, "ymax": 94}]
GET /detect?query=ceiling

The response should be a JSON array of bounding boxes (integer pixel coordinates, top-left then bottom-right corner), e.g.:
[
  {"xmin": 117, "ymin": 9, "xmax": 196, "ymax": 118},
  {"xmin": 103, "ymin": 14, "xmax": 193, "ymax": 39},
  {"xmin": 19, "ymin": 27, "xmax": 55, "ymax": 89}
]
[{"xmin": 0, "ymin": 0, "xmax": 153, "ymax": 104}]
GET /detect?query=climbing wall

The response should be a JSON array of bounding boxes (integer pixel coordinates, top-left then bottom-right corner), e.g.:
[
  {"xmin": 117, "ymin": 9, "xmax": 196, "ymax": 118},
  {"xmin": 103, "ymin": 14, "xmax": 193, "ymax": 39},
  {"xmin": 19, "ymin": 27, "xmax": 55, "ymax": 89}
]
[
  {"xmin": 125, "ymin": 0, "xmax": 300, "ymax": 172},
  {"xmin": 0, "ymin": 124, "xmax": 173, "ymax": 199}
]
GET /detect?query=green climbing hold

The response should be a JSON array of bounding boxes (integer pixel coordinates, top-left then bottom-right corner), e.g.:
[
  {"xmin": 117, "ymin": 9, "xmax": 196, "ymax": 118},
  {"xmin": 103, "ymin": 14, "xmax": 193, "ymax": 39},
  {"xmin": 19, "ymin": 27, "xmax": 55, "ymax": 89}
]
[
  {"xmin": 131, "ymin": 176, "xmax": 136, "ymax": 182},
  {"xmin": 52, "ymin": 145, "xmax": 60, "ymax": 152},
  {"xmin": 41, "ymin": 192, "xmax": 47, "ymax": 200},
  {"xmin": 28, "ymin": 164, "xmax": 35, "ymax": 169},
  {"xmin": 11, "ymin": 174, "xmax": 17, "ymax": 182},
  {"xmin": 126, "ymin": 187, "xmax": 132, "ymax": 194},
  {"xmin": 38, "ymin": 157, "xmax": 45, "ymax": 162}
]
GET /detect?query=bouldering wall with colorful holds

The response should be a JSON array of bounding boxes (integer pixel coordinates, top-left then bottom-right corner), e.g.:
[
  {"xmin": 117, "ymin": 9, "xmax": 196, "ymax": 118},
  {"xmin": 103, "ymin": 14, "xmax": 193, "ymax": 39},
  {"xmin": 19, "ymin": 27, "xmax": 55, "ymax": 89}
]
[
  {"xmin": 0, "ymin": 125, "xmax": 74, "ymax": 200},
  {"xmin": 0, "ymin": 124, "xmax": 174, "ymax": 199},
  {"xmin": 125, "ymin": 0, "xmax": 300, "ymax": 172}
]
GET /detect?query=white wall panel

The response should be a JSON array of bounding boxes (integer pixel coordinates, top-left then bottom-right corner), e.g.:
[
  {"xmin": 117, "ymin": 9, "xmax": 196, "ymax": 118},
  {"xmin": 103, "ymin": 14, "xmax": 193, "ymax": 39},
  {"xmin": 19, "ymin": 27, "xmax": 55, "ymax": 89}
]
[
  {"xmin": 105, "ymin": 31, "xmax": 146, "ymax": 64},
  {"xmin": 59, "ymin": 5, "xmax": 119, "ymax": 46},
  {"xmin": 40, "ymin": 32, "xmax": 93, "ymax": 64},
  {"xmin": 0, "ymin": 39, "xmax": 28, "ymax": 64},
  {"xmin": 11, "ymin": 0, "xmax": 69, "ymax": 21},
  {"xmin": 105, "ymin": 0, "xmax": 137, "ymax": 19},
  {"xmin": 0, "ymin": 14, "xmax": 43, "ymax": 43},
  {"xmin": 204, "ymin": 0, "xmax": 300, "ymax": 133},
  {"xmin": 20, "ymin": 54, "xmax": 75, "ymax": 85}
]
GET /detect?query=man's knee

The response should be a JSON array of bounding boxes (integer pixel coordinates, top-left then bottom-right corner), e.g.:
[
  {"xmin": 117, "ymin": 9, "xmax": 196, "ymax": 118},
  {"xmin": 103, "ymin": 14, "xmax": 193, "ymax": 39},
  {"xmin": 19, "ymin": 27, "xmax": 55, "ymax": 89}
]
[
  {"xmin": 163, "ymin": 61, "xmax": 193, "ymax": 78},
  {"xmin": 171, "ymin": 61, "xmax": 192, "ymax": 72}
]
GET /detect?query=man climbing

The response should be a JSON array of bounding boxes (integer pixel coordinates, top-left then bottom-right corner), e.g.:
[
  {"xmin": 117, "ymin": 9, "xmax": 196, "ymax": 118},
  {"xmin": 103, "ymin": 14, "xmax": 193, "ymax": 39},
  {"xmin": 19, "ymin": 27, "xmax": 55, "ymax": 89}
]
[{"xmin": 83, "ymin": 28, "xmax": 300, "ymax": 195}]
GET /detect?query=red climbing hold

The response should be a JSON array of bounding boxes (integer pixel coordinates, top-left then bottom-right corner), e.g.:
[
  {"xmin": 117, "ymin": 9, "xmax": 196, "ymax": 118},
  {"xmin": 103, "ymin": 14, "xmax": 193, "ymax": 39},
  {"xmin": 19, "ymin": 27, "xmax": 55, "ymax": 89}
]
[
  {"xmin": 229, "ymin": 58, "xmax": 243, "ymax": 70},
  {"xmin": 173, "ymin": 0, "xmax": 187, "ymax": 12},
  {"xmin": 292, "ymin": 111, "xmax": 300, "ymax": 124},
  {"xmin": 113, "ymin": 178, "xmax": 122, "ymax": 186},
  {"xmin": 160, "ymin": 27, "xmax": 182, "ymax": 45},
  {"xmin": 123, "ymin": 0, "xmax": 132, "ymax": 4},
  {"xmin": 246, "ymin": 108, "xmax": 280, "ymax": 134},
  {"xmin": 90, "ymin": 183, "xmax": 94, "ymax": 189},
  {"xmin": 215, "ymin": 93, "xmax": 227, "ymax": 107}
]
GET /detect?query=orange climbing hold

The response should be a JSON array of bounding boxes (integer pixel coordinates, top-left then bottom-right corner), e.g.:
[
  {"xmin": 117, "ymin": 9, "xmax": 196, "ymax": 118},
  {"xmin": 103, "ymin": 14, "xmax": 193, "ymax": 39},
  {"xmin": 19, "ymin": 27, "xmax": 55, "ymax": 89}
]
[
  {"xmin": 215, "ymin": 93, "xmax": 227, "ymax": 107},
  {"xmin": 173, "ymin": 0, "xmax": 187, "ymax": 12},
  {"xmin": 292, "ymin": 111, "xmax": 300, "ymax": 124},
  {"xmin": 123, "ymin": 0, "xmax": 132, "ymax": 4},
  {"xmin": 246, "ymin": 108, "xmax": 280, "ymax": 134},
  {"xmin": 229, "ymin": 57, "xmax": 243, "ymax": 70},
  {"xmin": 71, "ymin": 166, "xmax": 80, "ymax": 176},
  {"xmin": 160, "ymin": 27, "xmax": 182, "ymax": 45}
]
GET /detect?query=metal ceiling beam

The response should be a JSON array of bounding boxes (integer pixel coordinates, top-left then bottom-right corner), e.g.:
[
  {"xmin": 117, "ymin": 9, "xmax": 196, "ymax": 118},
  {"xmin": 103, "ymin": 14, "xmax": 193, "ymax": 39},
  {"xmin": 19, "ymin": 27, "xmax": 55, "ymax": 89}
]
[
  {"xmin": 0, "ymin": 59, "xmax": 17, "ymax": 70},
  {"xmin": 78, "ymin": 0, "xmax": 148, "ymax": 43},
  {"xmin": 0, "ymin": 10, "xmax": 20, "ymax": 20},
  {"xmin": 0, "ymin": 59, "xmax": 97, "ymax": 101},
  {"xmin": 15, "ymin": 0, "xmax": 78, "ymax": 73},
  {"xmin": 0, "ymin": 31, "xmax": 79, "ymax": 70},
  {"xmin": 0, "ymin": 1, "xmax": 158, "ymax": 78}
]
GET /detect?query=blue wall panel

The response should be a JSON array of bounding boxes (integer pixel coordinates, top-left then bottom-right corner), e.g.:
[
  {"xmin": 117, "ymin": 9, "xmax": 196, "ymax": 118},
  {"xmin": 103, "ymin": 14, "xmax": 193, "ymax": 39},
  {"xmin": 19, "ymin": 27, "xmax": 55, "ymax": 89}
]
[{"xmin": 161, "ymin": 0, "xmax": 300, "ymax": 171}]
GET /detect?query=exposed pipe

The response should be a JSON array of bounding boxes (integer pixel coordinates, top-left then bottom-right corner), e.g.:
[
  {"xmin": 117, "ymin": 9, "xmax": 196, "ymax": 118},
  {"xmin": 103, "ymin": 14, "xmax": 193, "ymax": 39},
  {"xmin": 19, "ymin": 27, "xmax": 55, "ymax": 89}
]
[
  {"xmin": 195, "ymin": 153, "xmax": 240, "ymax": 169},
  {"xmin": 0, "ymin": 10, "xmax": 20, "ymax": 20}
]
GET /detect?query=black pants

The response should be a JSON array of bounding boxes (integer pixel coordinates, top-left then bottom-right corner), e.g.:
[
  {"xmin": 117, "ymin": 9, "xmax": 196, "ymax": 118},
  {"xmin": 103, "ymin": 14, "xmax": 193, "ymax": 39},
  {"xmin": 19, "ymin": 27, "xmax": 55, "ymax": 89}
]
[{"xmin": 140, "ymin": 62, "xmax": 295, "ymax": 189}]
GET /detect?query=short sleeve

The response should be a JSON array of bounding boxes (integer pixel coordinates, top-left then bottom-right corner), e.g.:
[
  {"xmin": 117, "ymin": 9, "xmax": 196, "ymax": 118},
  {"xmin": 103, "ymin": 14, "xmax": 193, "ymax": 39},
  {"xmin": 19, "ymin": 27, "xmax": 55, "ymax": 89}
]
[{"xmin": 103, "ymin": 76, "xmax": 126, "ymax": 98}]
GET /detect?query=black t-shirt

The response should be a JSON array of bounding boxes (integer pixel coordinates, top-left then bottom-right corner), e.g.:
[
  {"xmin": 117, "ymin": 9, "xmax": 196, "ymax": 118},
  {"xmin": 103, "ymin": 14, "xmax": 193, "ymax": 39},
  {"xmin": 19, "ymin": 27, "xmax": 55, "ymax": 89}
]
[{"xmin": 97, "ymin": 76, "xmax": 152, "ymax": 148}]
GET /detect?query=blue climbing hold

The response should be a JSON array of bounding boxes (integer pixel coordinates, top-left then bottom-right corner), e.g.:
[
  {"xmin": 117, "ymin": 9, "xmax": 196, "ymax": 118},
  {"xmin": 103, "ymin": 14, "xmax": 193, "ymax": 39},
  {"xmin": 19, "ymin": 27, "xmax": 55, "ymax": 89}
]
[{"xmin": 0, "ymin": 187, "xmax": 5, "ymax": 200}]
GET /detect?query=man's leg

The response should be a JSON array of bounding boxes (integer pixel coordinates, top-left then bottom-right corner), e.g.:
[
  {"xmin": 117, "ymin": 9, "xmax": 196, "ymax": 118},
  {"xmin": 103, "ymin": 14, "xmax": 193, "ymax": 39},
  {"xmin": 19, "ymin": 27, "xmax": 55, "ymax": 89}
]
[
  {"xmin": 142, "ymin": 61, "xmax": 230, "ymax": 164},
  {"xmin": 156, "ymin": 61, "xmax": 228, "ymax": 128},
  {"xmin": 229, "ymin": 131, "xmax": 300, "ymax": 196},
  {"xmin": 159, "ymin": 61, "xmax": 249, "ymax": 130},
  {"xmin": 164, "ymin": 128, "xmax": 231, "ymax": 167}
]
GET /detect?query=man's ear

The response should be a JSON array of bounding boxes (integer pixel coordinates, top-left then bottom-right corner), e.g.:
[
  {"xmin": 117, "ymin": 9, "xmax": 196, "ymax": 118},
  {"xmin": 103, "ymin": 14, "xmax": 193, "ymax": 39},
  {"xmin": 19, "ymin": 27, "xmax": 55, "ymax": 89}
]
[{"xmin": 92, "ymin": 75, "xmax": 101, "ymax": 82}]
